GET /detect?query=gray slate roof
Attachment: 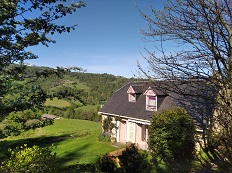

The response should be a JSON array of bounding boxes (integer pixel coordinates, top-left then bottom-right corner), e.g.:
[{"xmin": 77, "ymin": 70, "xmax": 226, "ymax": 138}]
[
  {"xmin": 100, "ymin": 81, "xmax": 214, "ymax": 126},
  {"xmin": 100, "ymin": 81, "xmax": 177, "ymax": 121}
]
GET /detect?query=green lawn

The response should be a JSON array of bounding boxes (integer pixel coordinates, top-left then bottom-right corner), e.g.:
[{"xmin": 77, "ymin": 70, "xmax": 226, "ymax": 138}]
[
  {"xmin": 0, "ymin": 119, "xmax": 117, "ymax": 169},
  {"xmin": 44, "ymin": 97, "xmax": 71, "ymax": 107}
]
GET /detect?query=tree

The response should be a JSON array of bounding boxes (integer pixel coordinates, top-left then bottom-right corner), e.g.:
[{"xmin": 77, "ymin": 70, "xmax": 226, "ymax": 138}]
[
  {"xmin": 0, "ymin": 0, "xmax": 85, "ymax": 128},
  {"xmin": 148, "ymin": 107, "xmax": 195, "ymax": 163},
  {"xmin": 0, "ymin": 144, "xmax": 57, "ymax": 173},
  {"xmin": 139, "ymin": 0, "xmax": 232, "ymax": 151}
]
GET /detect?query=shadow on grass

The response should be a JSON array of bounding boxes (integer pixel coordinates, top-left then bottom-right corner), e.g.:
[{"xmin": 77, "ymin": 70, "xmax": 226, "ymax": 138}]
[
  {"xmin": 55, "ymin": 143, "xmax": 96, "ymax": 173},
  {"xmin": 194, "ymin": 148, "xmax": 232, "ymax": 173},
  {"xmin": 0, "ymin": 132, "xmax": 97, "ymax": 173}
]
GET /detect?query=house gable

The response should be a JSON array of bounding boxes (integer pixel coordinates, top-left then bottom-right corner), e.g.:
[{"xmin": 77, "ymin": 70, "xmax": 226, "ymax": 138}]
[
  {"xmin": 127, "ymin": 85, "xmax": 143, "ymax": 102},
  {"xmin": 127, "ymin": 85, "xmax": 136, "ymax": 102}
]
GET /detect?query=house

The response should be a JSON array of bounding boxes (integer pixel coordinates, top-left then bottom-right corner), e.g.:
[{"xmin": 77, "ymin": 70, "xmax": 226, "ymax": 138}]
[{"xmin": 98, "ymin": 81, "xmax": 214, "ymax": 150}]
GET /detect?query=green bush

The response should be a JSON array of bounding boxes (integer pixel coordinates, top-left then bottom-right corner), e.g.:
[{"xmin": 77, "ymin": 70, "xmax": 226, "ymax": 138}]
[
  {"xmin": 118, "ymin": 144, "xmax": 152, "ymax": 173},
  {"xmin": 0, "ymin": 109, "xmax": 55, "ymax": 138},
  {"xmin": 95, "ymin": 155, "xmax": 118, "ymax": 173},
  {"xmin": 24, "ymin": 119, "xmax": 41, "ymax": 129},
  {"xmin": 98, "ymin": 134, "xmax": 111, "ymax": 142},
  {"xmin": 148, "ymin": 107, "xmax": 196, "ymax": 163},
  {"xmin": 96, "ymin": 144, "xmax": 152, "ymax": 173},
  {"xmin": 0, "ymin": 144, "xmax": 57, "ymax": 173}
]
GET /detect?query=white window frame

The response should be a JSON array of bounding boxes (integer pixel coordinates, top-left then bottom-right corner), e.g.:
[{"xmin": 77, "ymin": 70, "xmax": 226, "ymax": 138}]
[{"xmin": 146, "ymin": 95, "xmax": 157, "ymax": 111}]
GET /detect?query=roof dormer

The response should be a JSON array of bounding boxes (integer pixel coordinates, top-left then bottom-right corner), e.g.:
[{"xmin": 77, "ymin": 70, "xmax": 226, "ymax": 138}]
[
  {"xmin": 127, "ymin": 85, "xmax": 136, "ymax": 102},
  {"xmin": 143, "ymin": 87, "xmax": 157, "ymax": 111},
  {"xmin": 127, "ymin": 85, "xmax": 142, "ymax": 102}
]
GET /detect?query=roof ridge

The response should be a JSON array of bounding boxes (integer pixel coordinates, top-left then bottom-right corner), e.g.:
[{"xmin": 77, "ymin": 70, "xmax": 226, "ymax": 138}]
[{"xmin": 114, "ymin": 81, "xmax": 146, "ymax": 93}]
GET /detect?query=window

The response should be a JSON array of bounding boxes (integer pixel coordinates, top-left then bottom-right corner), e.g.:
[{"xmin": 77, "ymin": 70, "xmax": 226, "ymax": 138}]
[
  {"xmin": 148, "ymin": 96, "xmax": 156, "ymax": 105},
  {"xmin": 146, "ymin": 96, "xmax": 157, "ymax": 111},
  {"xmin": 141, "ymin": 125, "xmax": 148, "ymax": 141},
  {"xmin": 143, "ymin": 87, "xmax": 157, "ymax": 111},
  {"xmin": 129, "ymin": 93, "xmax": 136, "ymax": 102}
]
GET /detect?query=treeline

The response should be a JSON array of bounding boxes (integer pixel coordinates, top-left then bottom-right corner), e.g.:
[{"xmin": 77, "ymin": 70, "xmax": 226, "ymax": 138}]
[{"xmin": 44, "ymin": 106, "xmax": 101, "ymax": 122}]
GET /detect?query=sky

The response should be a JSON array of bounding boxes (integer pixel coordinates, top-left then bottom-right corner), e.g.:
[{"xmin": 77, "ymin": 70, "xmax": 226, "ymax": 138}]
[{"xmin": 27, "ymin": 0, "xmax": 160, "ymax": 78}]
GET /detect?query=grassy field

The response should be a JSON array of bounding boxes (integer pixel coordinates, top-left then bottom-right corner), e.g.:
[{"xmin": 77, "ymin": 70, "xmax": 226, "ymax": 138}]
[
  {"xmin": 0, "ymin": 119, "xmax": 118, "ymax": 169},
  {"xmin": 44, "ymin": 98, "xmax": 71, "ymax": 107}
]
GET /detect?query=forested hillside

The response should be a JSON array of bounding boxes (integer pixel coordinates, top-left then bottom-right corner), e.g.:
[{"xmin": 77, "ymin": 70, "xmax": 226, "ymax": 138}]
[
  {"xmin": 16, "ymin": 65, "xmax": 138, "ymax": 121},
  {"xmin": 0, "ymin": 65, "xmax": 136, "ymax": 137},
  {"xmin": 25, "ymin": 66, "xmax": 134, "ymax": 105}
]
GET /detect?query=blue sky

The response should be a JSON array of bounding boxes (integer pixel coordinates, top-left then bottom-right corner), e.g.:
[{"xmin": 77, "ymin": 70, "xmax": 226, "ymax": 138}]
[{"xmin": 27, "ymin": 0, "xmax": 158, "ymax": 77}]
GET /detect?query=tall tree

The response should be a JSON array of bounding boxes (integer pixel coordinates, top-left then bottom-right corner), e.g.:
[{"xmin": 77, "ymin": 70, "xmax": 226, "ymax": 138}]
[
  {"xmin": 139, "ymin": 0, "xmax": 232, "ymax": 151},
  {"xmin": 0, "ymin": 0, "xmax": 85, "ymax": 120}
]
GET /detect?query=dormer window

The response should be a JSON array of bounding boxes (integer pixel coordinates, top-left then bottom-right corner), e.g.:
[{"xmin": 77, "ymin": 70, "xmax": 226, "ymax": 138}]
[
  {"xmin": 127, "ymin": 85, "xmax": 142, "ymax": 102},
  {"xmin": 129, "ymin": 93, "xmax": 136, "ymax": 102},
  {"xmin": 144, "ymin": 87, "xmax": 157, "ymax": 111},
  {"xmin": 146, "ymin": 96, "xmax": 157, "ymax": 111}
]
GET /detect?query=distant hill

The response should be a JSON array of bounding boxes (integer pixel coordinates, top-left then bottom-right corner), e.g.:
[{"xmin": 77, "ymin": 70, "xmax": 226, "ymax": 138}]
[{"xmin": 24, "ymin": 66, "xmax": 138, "ymax": 105}]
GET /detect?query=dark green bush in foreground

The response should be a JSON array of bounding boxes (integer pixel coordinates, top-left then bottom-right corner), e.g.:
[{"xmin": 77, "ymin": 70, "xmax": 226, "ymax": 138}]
[{"xmin": 96, "ymin": 144, "xmax": 152, "ymax": 173}]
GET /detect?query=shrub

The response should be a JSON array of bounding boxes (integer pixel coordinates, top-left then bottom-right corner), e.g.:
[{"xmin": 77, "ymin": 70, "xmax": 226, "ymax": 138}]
[
  {"xmin": 96, "ymin": 144, "xmax": 152, "ymax": 173},
  {"xmin": 0, "ymin": 144, "xmax": 57, "ymax": 173},
  {"xmin": 98, "ymin": 133, "xmax": 111, "ymax": 142},
  {"xmin": 118, "ymin": 144, "xmax": 152, "ymax": 173},
  {"xmin": 24, "ymin": 119, "xmax": 41, "ymax": 129},
  {"xmin": 148, "ymin": 107, "xmax": 195, "ymax": 163},
  {"xmin": 95, "ymin": 155, "xmax": 117, "ymax": 173}
]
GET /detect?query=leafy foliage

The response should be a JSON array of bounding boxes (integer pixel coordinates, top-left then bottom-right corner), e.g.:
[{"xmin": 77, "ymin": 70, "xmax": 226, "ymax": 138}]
[
  {"xmin": 118, "ymin": 144, "xmax": 152, "ymax": 173},
  {"xmin": 0, "ymin": 109, "xmax": 53, "ymax": 137},
  {"xmin": 96, "ymin": 144, "xmax": 152, "ymax": 173},
  {"xmin": 0, "ymin": 0, "xmax": 85, "ymax": 137},
  {"xmin": 95, "ymin": 155, "xmax": 118, "ymax": 173},
  {"xmin": 102, "ymin": 116, "xmax": 117, "ymax": 137},
  {"xmin": 0, "ymin": 144, "xmax": 57, "ymax": 173},
  {"xmin": 0, "ymin": 0, "xmax": 85, "ymax": 65},
  {"xmin": 148, "ymin": 107, "xmax": 195, "ymax": 162}
]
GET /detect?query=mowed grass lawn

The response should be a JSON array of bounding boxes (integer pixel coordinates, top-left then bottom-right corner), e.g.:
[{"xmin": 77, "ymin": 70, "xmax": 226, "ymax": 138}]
[{"xmin": 0, "ymin": 119, "xmax": 117, "ymax": 168}]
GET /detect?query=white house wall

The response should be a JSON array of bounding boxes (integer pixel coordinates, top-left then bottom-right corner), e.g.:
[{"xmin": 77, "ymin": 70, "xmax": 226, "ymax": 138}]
[
  {"xmin": 128, "ymin": 121, "xmax": 136, "ymax": 143},
  {"xmin": 100, "ymin": 113, "xmax": 150, "ymax": 150}
]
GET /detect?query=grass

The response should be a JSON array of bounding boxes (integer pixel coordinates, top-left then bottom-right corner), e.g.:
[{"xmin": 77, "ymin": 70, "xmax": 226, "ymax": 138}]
[
  {"xmin": 44, "ymin": 97, "xmax": 71, "ymax": 107},
  {"xmin": 0, "ymin": 119, "xmax": 117, "ymax": 169}
]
